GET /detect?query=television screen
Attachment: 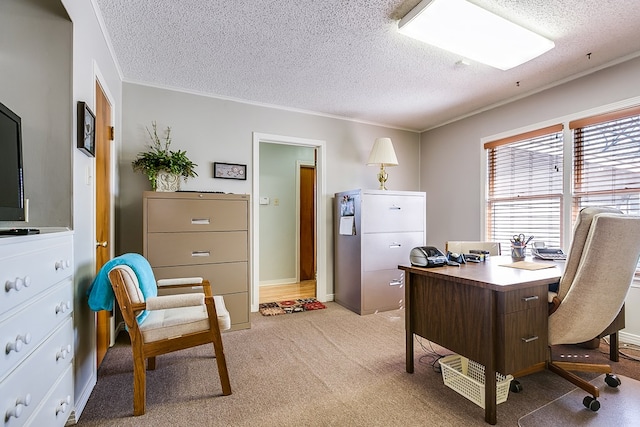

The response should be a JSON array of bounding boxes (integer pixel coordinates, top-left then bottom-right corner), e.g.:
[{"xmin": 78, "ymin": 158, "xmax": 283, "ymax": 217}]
[{"xmin": 0, "ymin": 101, "xmax": 25, "ymax": 221}]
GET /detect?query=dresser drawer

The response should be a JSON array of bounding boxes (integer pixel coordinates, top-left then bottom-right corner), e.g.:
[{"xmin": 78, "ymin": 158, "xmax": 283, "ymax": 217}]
[
  {"xmin": 0, "ymin": 236, "xmax": 72, "ymax": 317},
  {"xmin": 362, "ymin": 269, "xmax": 405, "ymax": 313},
  {"xmin": 152, "ymin": 262, "xmax": 248, "ymax": 295},
  {"xmin": 362, "ymin": 232, "xmax": 423, "ymax": 271},
  {"xmin": 25, "ymin": 365, "xmax": 73, "ymax": 427},
  {"xmin": 361, "ymin": 194, "xmax": 425, "ymax": 233},
  {"xmin": 147, "ymin": 231, "xmax": 248, "ymax": 267},
  {"xmin": 1, "ymin": 281, "xmax": 73, "ymax": 381},
  {"xmin": 1, "ymin": 317, "xmax": 73, "ymax": 426},
  {"xmin": 146, "ymin": 199, "xmax": 248, "ymax": 232}
]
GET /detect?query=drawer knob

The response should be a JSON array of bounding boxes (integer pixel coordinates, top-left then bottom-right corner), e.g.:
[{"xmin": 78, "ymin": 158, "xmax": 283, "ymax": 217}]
[
  {"xmin": 55, "ymin": 259, "xmax": 72, "ymax": 270},
  {"xmin": 56, "ymin": 344, "xmax": 72, "ymax": 361},
  {"xmin": 5, "ymin": 333, "xmax": 31, "ymax": 355},
  {"xmin": 56, "ymin": 301, "xmax": 71, "ymax": 314},
  {"xmin": 5, "ymin": 276, "xmax": 31, "ymax": 292},
  {"xmin": 55, "ymin": 396, "xmax": 71, "ymax": 415},
  {"xmin": 5, "ymin": 393, "xmax": 31, "ymax": 420}
]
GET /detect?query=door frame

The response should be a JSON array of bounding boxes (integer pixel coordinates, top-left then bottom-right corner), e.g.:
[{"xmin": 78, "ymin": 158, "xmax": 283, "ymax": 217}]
[{"xmin": 252, "ymin": 133, "xmax": 327, "ymax": 311}]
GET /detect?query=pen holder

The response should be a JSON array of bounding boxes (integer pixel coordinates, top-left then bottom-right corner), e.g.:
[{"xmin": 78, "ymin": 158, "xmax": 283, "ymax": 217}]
[{"xmin": 511, "ymin": 244, "xmax": 526, "ymax": 260}]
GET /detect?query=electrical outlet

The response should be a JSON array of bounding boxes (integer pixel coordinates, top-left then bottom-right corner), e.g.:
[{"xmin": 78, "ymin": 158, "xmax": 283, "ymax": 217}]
[{"xmin": 273, "ymin": 198, "xmax": 280, "ymax": 206}]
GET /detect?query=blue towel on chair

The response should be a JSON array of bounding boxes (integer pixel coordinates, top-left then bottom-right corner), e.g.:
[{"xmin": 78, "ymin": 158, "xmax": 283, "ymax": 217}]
[{"xmin": 87, "ymin": 253, "xmax": 158, "ymax": 323}]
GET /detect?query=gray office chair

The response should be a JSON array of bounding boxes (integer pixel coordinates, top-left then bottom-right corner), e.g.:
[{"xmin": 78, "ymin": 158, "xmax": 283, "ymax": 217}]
[{"xmin": 516, "ymin": 207, "xmax": 640, "ymax": 411}]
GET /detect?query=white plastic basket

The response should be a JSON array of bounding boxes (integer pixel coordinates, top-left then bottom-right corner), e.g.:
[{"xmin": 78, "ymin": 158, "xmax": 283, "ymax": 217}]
[{"xmin": 439, "ymin": 354, "xmax": 513, "ymax": 409}]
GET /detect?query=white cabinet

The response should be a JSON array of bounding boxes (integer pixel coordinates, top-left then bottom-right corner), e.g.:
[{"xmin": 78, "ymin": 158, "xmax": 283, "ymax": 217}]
[
  {"xmin": 334, "ymin": 190, "xmax": 426, "ymax": 315},
  {"xmin": 0, "ymin": 230, "xmax": 74, "ymax": 427}
]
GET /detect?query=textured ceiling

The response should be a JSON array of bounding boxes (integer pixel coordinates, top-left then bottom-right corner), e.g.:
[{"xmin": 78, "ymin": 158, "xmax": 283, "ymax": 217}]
[{"xmin": 94, "ymin": 0, "xmax": 640, "ymax": 132}]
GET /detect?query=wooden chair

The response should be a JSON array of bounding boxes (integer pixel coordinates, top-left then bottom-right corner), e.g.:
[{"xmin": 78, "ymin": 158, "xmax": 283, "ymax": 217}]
[
  {"xmin": 108, "ymin": 263, "xmax": 232, "ymax": 415},
  {"xmin": 513, "ymin": 208, "xmax": 640, "ymax": 411},
  {"xmin": 445, "ymin": 241, "xmax": 501, "ymax": 256}
]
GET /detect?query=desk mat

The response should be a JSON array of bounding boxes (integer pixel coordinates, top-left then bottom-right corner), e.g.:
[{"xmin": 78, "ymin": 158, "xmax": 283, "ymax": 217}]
[{"xmin": 500, "ymin": 261, "xmax": 557, "ymax": 270}]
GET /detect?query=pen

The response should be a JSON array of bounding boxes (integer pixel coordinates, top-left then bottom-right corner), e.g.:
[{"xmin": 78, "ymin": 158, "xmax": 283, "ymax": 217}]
[{"xmin": 524, "ymin": 235, "xmax": 534, "ymax": 246}]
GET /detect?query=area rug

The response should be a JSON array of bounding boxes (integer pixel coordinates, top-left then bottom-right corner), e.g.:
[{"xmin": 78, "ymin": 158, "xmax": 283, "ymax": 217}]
[
  {"xmin": 259, "ymin": 298, "xmax": 326, "ymax": 316},
  {"xmin": 518, "ymin": 374, "xmax": 640, "ymax": 427}
]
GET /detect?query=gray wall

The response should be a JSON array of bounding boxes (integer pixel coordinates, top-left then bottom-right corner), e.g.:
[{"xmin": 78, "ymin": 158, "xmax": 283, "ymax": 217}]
[
  {"xmin": 0, "ymin": 0, "xmax": 72, "ymax": 228},
  {"xmin": 119, "ymin": 83, "xmax": 422, "ymax": 299},
  {"xmin": 420, "ymin": 55, "xmax": 640, "ymax": 340}
]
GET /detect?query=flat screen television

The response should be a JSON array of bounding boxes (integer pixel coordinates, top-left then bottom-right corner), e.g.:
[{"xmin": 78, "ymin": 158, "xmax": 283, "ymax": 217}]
[{"xmin": 0, "ymin": 101, "xmax": 25, "ymax": 221}]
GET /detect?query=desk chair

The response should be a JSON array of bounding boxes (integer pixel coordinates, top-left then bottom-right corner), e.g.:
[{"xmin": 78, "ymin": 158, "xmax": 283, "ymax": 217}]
[
  {"xmin": 106, "ymin": 256, "xmax": 232, "ymax": 415},
  {"xmin": 515, "ymin": 208, "xmax": 640, "ymax": 411},
  {"xmin": 445, "ymin": 241, "xmax": 501, "ymax": 256}
]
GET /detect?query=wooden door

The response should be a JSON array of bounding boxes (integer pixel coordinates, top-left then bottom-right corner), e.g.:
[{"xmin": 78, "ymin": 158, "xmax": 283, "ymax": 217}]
[
  {"xmin": 95, "ymin": 81, "xmax": 112, "ymax": 368},
  {"xmin": 299, "ymin": 164, "xmax": 316, "ymax": 281}
]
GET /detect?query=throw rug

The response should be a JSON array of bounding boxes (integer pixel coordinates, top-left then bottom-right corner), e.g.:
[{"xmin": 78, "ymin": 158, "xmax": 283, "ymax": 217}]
[{"xmin": 259, "ymin": 298, "xmax": 326, "ymax": 316}]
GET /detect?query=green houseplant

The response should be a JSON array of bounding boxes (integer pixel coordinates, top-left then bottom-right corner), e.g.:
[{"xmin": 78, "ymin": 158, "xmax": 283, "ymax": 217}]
[{"xmin": 132, "ymin": 121, "xmax": 198, "ymax": 190}]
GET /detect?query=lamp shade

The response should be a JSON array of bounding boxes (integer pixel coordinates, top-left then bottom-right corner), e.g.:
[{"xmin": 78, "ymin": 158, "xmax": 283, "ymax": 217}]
[{"xmin": 367, "ymin": 137, "xmax": 398, "ymax": 166}]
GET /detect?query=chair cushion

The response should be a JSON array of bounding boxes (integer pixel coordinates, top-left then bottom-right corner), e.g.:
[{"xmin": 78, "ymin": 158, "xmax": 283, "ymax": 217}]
[{"xmin": 140, "ymin": 295, "xmax": 231, "ymax": 343}]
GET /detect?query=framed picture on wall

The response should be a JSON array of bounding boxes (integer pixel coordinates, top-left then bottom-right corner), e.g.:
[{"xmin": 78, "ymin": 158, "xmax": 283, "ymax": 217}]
[
  {"xmin": 77, "ymin": 101, "xmax": 95, "ymax": 157},
  {"xmin": 214, "ymin": 162, "xmax": 246, "ymax": 180}
]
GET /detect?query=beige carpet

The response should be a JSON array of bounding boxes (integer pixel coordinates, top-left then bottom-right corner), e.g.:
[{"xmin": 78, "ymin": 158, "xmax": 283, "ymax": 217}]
[
  {"xmin": 77, "ymin": 302, "xmax": 640, "ymax": 426},
  {"xmin": 518, "ymin": 374, "xmax": 640, "ymax": 427}
]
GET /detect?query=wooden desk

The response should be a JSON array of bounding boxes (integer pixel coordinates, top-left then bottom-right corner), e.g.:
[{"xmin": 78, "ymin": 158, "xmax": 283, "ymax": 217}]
[{"xmin": 400, "ymin": 256, "xmax": 563, "ymax": 425}]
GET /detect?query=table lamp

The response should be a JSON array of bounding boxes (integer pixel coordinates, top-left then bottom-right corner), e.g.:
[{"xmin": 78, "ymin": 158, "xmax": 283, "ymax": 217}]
[{"xmin": 367, "ymin": 137, "xmax": 398, "ymax": 190}]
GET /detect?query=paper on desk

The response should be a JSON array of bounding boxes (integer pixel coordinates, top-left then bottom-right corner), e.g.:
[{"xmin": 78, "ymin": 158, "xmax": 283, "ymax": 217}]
[
  {"xmin": 339, "ymin": 216, "xmax": 355, "ymax": 235},
  {"xmin": 500, "ymin": 261, "xmax": 556, "ymax": 270}
]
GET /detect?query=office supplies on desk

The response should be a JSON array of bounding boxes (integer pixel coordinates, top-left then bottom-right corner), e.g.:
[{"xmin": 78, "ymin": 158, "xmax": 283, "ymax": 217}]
[
  {"xmin": 410, "ymin": 246, "xmax": 447, "ymax": 267},
  {"xmin": 532, "ymin": 242, "xmax": 566, "ymax": 260}
]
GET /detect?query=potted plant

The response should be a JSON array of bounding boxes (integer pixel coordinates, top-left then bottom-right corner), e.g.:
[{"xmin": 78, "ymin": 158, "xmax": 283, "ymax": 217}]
[{"xmin": 132, "ymin": 121, "xmax": 198, "ymax": 191}]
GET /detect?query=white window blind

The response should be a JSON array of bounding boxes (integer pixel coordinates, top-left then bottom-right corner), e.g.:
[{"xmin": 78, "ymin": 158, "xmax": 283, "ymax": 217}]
[
  {"xmin": 485, "ymin": 125, "xmax": 564, "ymax": 250},
  {"xmin": 571, "ymin": 107, "xmax": 640, "ymax": 283}
]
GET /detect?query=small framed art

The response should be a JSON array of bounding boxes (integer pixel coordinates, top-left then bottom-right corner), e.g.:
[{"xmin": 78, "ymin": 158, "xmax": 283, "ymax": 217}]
[
  {"xmin": 214, "ymin": 162, "xmax": 247, "ymax": 180},
  {"xmin": 77, "ymin": 101, "xmax": 96, "ymax": 157}
]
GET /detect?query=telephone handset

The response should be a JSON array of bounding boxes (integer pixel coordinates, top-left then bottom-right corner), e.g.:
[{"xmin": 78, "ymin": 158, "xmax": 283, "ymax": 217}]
[{"xmin": 410, "ymin": 246, "xmax": 448, "ymax": 267}]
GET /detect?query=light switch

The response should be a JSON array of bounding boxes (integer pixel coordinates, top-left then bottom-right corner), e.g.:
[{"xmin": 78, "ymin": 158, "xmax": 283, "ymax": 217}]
[{"xmin": 259, "ymin": 197, "xmax": 270, "ymax": 205}]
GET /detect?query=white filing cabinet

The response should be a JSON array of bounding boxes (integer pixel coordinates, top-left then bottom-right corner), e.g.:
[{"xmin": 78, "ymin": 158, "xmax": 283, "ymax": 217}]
[
  {"xmin": 0, "ymin": 230, "xmax": 74, "ymax": 427},
  {"xmin": 334, "ymin": 190, "xmax": 426, "ymax": 315}
]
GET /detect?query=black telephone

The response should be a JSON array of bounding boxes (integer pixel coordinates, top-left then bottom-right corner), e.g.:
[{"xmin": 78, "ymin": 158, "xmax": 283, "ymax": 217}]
[{"xmin": 410, "ymin": 246, "xmax": 448, "ymax": 267}]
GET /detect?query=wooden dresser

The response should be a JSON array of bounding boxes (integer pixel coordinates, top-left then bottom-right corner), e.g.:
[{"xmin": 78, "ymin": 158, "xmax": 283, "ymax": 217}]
[
  {"xmin": 143, "ymin": 191, "xmax": 250, "ymax": 330},
  {"xmin": 0, "ymin": 230, "xmax": 74, "ymax": 426},
  {"xmin": 334, "ymin": 189, "xmax": 426, "ymax": 315}
]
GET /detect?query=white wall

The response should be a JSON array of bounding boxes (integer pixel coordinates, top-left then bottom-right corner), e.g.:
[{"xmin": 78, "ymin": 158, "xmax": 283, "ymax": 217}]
[
  {"xmin": 420, "ymin": 55, "xmax": 640, "ymax": 342},
  {"xmin": 119, "ymin": 83, "xmax": 421, "ymax": 300}
]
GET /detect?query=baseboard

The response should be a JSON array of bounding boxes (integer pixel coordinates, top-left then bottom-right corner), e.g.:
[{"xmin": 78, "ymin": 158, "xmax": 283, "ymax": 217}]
[
  {"xmin": 259, "ymin": 278, "xmax": 298, "ymax": 286},
  {"xmin": 67, "ymin": 373, "xmax": 96, "ymax": 425},
  {"xmin": 620, "ymin": 331, "xmax": 640, "ymax": 347}
]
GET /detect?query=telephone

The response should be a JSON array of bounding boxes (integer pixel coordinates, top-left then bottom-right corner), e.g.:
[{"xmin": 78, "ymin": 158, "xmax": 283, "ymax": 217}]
[
  {"xmin": 410, "ymin": 246, "xmax": 448, "ymax": 267},
  {"xmin": 531, "ymin": 242, "xmax": 567, "ymax": 260}
]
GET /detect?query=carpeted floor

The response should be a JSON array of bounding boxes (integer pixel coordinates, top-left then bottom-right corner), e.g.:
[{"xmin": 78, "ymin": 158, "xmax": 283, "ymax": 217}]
[{"xmin": 76, "ymin": 302, "xmax": 640, "ymax": 426}]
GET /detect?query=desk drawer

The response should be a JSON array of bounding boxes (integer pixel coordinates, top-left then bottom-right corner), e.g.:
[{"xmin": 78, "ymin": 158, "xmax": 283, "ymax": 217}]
[
  {"xmin": 500, "ymin": 308, "xmax": 547, "ymax": 373},
  {"xmin": 147, "ymin": 231, "xmax": 247, "ymax": 267},
  {"xmin": 146, "ymin": 199, "xmax": 247, "ymax": 232},
  {"xmin": 499, "ymin": 285, "xmax": 547, "ymax": 314}
]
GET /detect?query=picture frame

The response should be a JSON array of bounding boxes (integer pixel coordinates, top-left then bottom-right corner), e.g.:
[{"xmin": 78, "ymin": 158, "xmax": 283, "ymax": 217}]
[
  {"xmin": 77, "ymin": 101, "xmax": 96, "ymax": 157},
  {"xmin": 214, "ymin": 162, "xmax": 247, "ymax": 180}
]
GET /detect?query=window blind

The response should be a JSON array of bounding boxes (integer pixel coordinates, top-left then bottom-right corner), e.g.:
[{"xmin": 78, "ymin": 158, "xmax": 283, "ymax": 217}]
[{"xmin": 486, "ymin": 127, "xmax": 564, "ymax": 249}]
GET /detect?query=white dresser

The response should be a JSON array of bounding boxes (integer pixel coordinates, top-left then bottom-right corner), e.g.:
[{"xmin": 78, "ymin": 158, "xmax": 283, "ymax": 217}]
[
  {"xmin": 0, "ymin": 230, "xmax": 74, "ymax": 427},
  {"xmin": 334, "ymin": 190, "xmax": 426, "ymax": 315}
]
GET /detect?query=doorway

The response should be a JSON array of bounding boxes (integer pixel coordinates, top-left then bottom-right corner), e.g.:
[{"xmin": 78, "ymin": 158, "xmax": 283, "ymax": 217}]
[{"xmin": 252, "ymin": 133, "xmax": 327, "ymax": 311}]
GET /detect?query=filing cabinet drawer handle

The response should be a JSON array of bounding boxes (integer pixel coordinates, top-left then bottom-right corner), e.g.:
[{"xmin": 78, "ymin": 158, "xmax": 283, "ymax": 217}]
[
  {"xmin": 522, "ymin": 295, "xmax": 539, "ymax": 302},
  {"xmin": 389, "ymin": 205, "xmax": 401, "ymax": 210},
  {"xmin": 389, "ymin": 243, "xmax": 402, "ymax": 248},
  {"xmin": 191, "ymin": 251, "xmax": 211, "ymax": 257},
  {"xmin": 389, "ymin": 279, "xmax": 403, "ymax": 286},
  {"xmin": 521, "ymin": 336, "xmax": 539, "ymax": 343},
  {"xmin": 191, "ymin": 218, "xmax": 211, "ymax": 225}
]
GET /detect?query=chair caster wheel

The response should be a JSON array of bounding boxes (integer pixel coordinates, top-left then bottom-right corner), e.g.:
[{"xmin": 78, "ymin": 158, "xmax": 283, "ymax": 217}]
[
  {"xmin": 605, "ymin": 373, "xmax": 621, "ymax": 388},
  {"xmin": 509, "ymin": 380, "xmax": 523, "ymax": 393},
  {"xmin": 583, "ymin": 396, "xmax": 600, "ymax": 411}
]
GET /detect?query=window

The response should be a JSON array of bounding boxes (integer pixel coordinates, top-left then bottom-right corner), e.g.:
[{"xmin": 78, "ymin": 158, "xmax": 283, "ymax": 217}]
[{"xmin": 485, "ymin": 125, "xmax": 564, "ymax": 250}]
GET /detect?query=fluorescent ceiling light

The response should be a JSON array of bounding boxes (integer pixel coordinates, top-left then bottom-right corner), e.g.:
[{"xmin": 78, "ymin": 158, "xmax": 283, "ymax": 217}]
[{"xmin": 398, "ymin": 0, "xmax": 555, "ymax": 70}]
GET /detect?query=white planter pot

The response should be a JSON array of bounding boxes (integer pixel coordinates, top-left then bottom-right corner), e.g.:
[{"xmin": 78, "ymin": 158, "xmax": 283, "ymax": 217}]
[{"xmin": 155, "ymin": 171, "xmax": 180, "ymax": 192}]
